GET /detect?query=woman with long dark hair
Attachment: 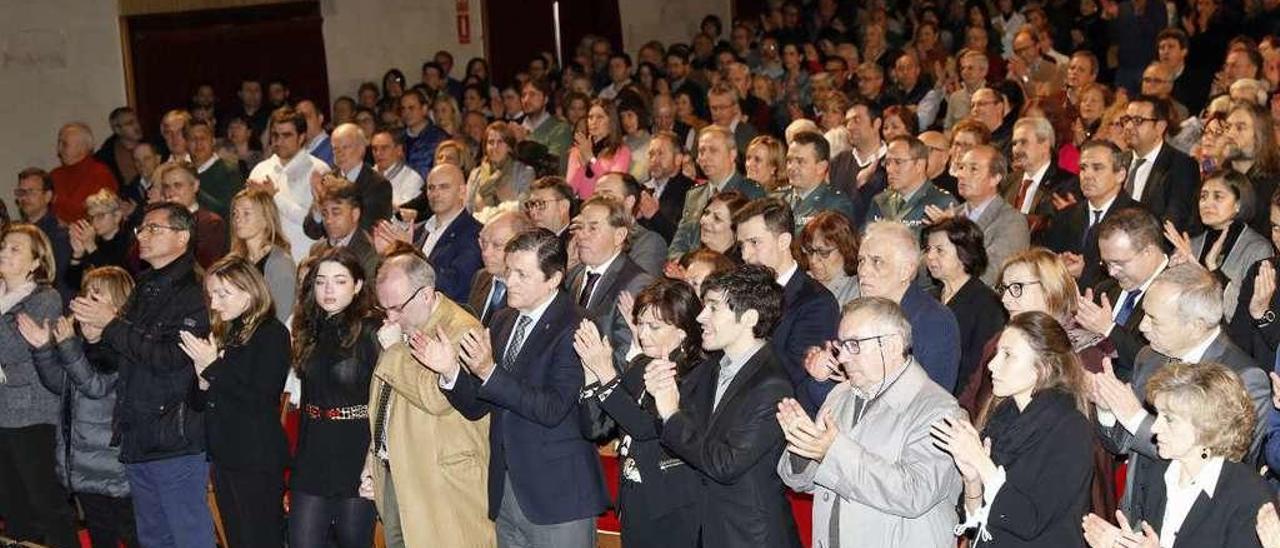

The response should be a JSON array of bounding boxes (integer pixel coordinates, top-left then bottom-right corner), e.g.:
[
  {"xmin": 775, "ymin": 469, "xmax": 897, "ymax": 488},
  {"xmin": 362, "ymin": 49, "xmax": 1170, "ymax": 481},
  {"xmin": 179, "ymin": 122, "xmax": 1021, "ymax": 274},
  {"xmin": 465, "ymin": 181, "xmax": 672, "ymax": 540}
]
[
  {"xmin": 180, "ymin": 256, "xmax": 291, "ymax": 548},
  {"xmin": 287, "ymin": 248, "xmax": 383, "ymax": 548},
  {"xmin": 933, "ymin": 311, "xmax": 1093, "ymax": 547},
  {"xmin": 567, "ymin": 98, "xmax": 632, "ymax": 197},
  {"xmin": 575, "ymin": 279, "xmax": 704, "ymax": 547}
]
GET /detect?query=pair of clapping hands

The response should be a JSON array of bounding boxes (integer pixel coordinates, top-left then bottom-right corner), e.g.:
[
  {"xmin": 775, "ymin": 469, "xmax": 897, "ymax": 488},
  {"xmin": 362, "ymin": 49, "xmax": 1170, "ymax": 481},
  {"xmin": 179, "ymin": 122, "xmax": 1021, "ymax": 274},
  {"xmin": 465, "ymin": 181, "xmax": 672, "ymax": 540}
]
[{"xmin": 404, "ymin": 324, "xmax": 498, "ymax": 382}]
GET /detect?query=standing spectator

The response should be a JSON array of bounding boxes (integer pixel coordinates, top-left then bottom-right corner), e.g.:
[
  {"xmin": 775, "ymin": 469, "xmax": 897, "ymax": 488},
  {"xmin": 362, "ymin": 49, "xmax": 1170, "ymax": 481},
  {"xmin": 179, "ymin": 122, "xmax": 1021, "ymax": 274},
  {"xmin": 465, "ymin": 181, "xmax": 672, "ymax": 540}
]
[
  {"xmin": 95, "ymin": 107, "xmax": 145, "ymax": 188},
  {"xmin": 182, "ymin": 257, "xmax": 291, "ymax": 548},
  {"xmin": 1105, "ymin": 0, "xmax": 1168, "ymax": 94},
  {"xmin": 370, "ymin": 129, "xmax": 426, "ymax": 209},
  {"xmin": 25, "ymin": 267, "xmax": 138, "ymax": 548},
  {"xmin": 400, "ymin": 89, "xmax": 449, "ymax": 178},
  {"xmin": 247, "ymin": 106, "xmax": 332, "ymax": 263},
  {"xmin": 591, "ymin": 172, "xmax": 668, "ymax": 276},
  {"xmin": 159, "ymin": 110, "xmax": 192, "ymax": 163},
  {"xmin": 155, "ymin": 162, "xmax": 229, "ymax": 269},
  {"xmin": 637, "ymin": 132, "xmax": 693, "ymax": 243},
  {"xmin": 15, "ymin": 168, "xmax": 73, "ymax": 300},
  {"xmin": 828, "ymin": 101, "xmax": 889, "ymax": 225},
  {"xmin": 302, "ymin": 124, "xmax": 393, "ymax": 241},
  {"xmin": 296, "ymin": 100, "xmax": 333, "ymax": 165},
  {"xmin": 951, "ymin": 144, "xmax": 1030, "ymax": 287},
  {"xmin": 228, "ymin": 187, "xmax": 296, "ymax": 324},
  {"xmin": 774, "ymin": 131, "xmax": 856, "ymax": 230},
  {"xmin": 122, "ymin": 142, "xmax": 162, "ymax": 226},
  {"xmin": 566, "ymin": 196, "xmax": 653, "ymax": 367},
  {"xmin": 668, "ymin": 126, "xmax": 765, "ymax": 259},
  {"xmin": 51, "ymin": 122, "xmax": 118, "ymax": 224},
  {"xmin": 188, "ymin": 120, "xmax": 244, "ymax": 221},
  {"xmin": 231, "ymin": 79, "xmax": 269, "ymax": 137},
  {"xmin": 309, "ymin": 175, "xmax": 380, "ymax": 278},
  {"xmin": 71, "ymin": 203, "xmax": 215, "ymax": 547},
  {"xmin": 393, "ymin": 164, "xmax": 483, "ymax": 304},
  {"xmin": 67, "ymin": 189, "xmax": 133, "ymax": 290},
  {"xmin": 0, "ymin": 224, "xmax": 79, "ymax": 548},
  {"xmin": 288, "ymin": 248, "xmax": 382, "ymax": 548}
]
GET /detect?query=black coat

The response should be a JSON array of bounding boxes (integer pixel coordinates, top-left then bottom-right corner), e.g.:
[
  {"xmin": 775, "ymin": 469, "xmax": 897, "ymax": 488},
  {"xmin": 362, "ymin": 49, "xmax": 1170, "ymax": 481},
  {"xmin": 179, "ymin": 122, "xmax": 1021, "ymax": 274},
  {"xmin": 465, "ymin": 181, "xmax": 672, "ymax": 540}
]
[
  {"xmin": 1041, "ymin": 194, "xmax": 1143, "ymax": 289},
  {"xmin": 1134, "ymin": 143, "xmax": 1199, "ymax": 234},
  {"xmin": 659, "ymin": 344, "xmax": 802, "ymax": 548},
  {"xmin": 640, "ymin": 174, "xmax": 693, "ymax": 243},
  {"xmin": 1128, "ymin": 458, "xmax": 1271, "ymax": 548},
  {"xmin": 944, "ymin": 277, "xmax": 1006, "ymax": 397},
  {"xmin": 302, "ymin": 163, "xmax": 394, "ymax": 240},
  {"xmin": 580, "ymin": 356, "xmax": 700, "ymax": 548},
  {"xmin": 1093, "ymin": 277, "xmax": 1153, "ymax": 381},
  {"xmin": 102, "ymin": 254, "xmax": 210, "ymax": 463},
  {"xmin": 195, "ymin": 318, "xmax": 291, "ymax": 474},
  {"xmin": 1227, "ymin": 257, "xmax": 1280, "ymax": 367},
  {"xmin": 772, "ymin": 270, "xmax": 839, "ymax": 415}
]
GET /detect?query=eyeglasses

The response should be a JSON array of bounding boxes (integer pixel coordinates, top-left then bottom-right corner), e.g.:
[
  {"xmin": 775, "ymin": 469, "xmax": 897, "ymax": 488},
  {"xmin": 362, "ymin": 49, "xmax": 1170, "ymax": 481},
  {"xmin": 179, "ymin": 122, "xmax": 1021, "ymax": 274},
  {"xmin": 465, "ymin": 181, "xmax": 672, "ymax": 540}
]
[
  {"xmin": 13, "ymin": 188, "xmax": 45, "ymax": 198},
  {"xmin": 133, "ymin": 224, "xmax": 182, "ymax": 237},
  {"xmin": 1141, "ymin": 76, "xmax": 1170, "ymax": 84},
  {"xmin": 1119, "ymin": 115, "xmax": 1159, "ymax": 126},
  {"xmin": 882, "ymin": 156, "xmax": 920, "ymax": 168},
  {"xmin": 835, "ymin": 333, "xmax": 896, "ymax": 355},
  {"xmin": 802, "ymin": 245, "xmax": 837, "ymax": 259},
  {"xmin": 996, "ymin": 280, "xmax": 1041, "ymax": 298},
  {"xmin": 523, "ymin": 198, "xmax": 564, "ymax": 212},
  {"xmin": 379, "ymin": 285, "xmax": 426, "ymax": 315}
]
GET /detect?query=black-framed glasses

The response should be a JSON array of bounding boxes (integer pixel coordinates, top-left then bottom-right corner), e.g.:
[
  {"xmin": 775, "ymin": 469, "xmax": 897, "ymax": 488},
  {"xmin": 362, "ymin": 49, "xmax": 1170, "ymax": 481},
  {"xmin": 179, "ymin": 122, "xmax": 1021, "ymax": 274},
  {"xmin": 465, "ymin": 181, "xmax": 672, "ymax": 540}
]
[
  {"xmin": 802, "ymin": 245, "xmax": 837, "ymax": 259},
  {"xmin": 379, "ymin": 285, "xmax": 426, "ymax": 315},
  {"xmin": 996, "ymin": 280, "xmax": 1042, "ymax": 298},
  {"xmin": 133, "ymin": 224, "xmax": 182, "ymax": 237},
  {"xmin": 1119, "ymin": 115, "xmax": 1159, "ymax": 126},
  {"xmin": 835, "ymin": 333, "xmax": 896, "ymax": 355},
  {"xmin": 523, "ymin": 198, "xmax": 564, "ymax": 212}
]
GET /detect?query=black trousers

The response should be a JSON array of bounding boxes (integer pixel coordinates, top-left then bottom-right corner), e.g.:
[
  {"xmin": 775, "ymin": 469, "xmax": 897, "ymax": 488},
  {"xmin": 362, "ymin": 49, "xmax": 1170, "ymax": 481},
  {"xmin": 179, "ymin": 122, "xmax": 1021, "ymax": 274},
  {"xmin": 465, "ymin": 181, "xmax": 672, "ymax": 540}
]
[
  {"xmin": 212, "ymin": 466, "xmax": 285, "ymax": 548},
  {"xmin": 0, "ymin": 424, "xmax": 79, "ymax": 548},
  {"xmin": 78, "ymin": 493, "xmax": 139, "ymax": 548}
]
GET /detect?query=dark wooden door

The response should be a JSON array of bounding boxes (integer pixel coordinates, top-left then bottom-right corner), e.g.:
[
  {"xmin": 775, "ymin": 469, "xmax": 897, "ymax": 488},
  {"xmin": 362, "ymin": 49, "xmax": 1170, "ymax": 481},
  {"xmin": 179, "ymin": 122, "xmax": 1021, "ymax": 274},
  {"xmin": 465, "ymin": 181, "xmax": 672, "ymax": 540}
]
[{"xmin": 483, "ymin": 0, "xmax": 622, "ymax": 85}]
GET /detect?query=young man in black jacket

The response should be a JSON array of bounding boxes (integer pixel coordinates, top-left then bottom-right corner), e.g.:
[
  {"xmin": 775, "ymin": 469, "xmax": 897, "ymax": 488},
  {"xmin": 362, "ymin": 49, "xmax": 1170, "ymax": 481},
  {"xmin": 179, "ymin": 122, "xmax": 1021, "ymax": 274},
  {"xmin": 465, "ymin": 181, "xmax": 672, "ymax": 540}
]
[{"xmin": 71, "ymin": 202, "xmax": 214, "ymax": 547}]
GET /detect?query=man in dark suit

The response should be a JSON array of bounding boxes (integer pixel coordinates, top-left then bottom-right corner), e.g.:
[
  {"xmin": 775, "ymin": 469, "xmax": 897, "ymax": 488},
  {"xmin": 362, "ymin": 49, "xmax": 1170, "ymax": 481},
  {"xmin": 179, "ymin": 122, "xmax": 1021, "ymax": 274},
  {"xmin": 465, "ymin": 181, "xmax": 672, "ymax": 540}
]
[
  {"xmin": 1075, "ymin": 208, "xmax": 1168, "ymax": 380},
  {"xmin": 434, "ymin": 229, "xmax": 608, "ymax": 547},
  {"xmin": 668, "ymin": 125, "xmax": 764, "ymax": 259},
  {"xmin": 734, "ymin": 198, "xmax": 838, "ymax": 414},
  {"xmin": 523, "ymin": 177, "xmax": 575, "ymax": 250},
  {"xmin": 591, "ymin": 173, "xmax": 667, "ymax": 276},
  {"xmin": 1120, "ymin": 95, "xmax": 1198, "ymax": 233},
  {"xmin": 1004, "ymin": 117, "xmax": 1082, "ymax": 237},
  {"xmin": 406, "ymin": 164, "xmax": 482, "ymax": 304},
  {"xmin": 1042, "ymin": 140, "xmax": 1141, "ymax": 289},
  {"xmin": 303, "ymin": 123, "xmax": 393, "ymax": 240},
  {"xmin": 308, "ymin": 176, "xmax": 380, "ymax": 278},
  {"xmin": 565, "ymin": 197, "xmax": 654, "ymax": 367},
  {"xmin": 647, "ymin": 264, "xmax": 801, "ymax": 548},
  {"xmin": 467, "ymin": 211, "xmax": 534, "ymax": 326},
  {"xmin": 637, "ymin": 132, "xmax": 692, "ymax": 242},
  {"xmin": 827, "ymin": 100, "xmax": 888, "ymax": 226},
  {"xmin": 1093, "ymin": 263, "xmax": 1270, "ymax": 516}
]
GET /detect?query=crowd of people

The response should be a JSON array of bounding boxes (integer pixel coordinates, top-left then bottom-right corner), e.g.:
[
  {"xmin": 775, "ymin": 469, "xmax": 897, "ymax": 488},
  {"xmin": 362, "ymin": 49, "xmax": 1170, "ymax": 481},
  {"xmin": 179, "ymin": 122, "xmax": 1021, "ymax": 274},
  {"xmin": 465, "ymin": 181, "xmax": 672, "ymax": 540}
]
[{"xmin": 10, "ymin": 0, "xmax": 1280, "ymax": 546}]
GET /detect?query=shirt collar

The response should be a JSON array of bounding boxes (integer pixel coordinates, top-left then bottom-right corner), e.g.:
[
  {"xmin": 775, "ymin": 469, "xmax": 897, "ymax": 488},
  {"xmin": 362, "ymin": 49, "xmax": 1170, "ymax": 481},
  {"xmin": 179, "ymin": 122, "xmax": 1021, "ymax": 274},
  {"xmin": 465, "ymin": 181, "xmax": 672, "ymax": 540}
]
[
  {"xmin": 329, "ymin": 229, "xmax": 356, "ymax": 247},
  {"xmin": 1164, "ymin": 456, "xmax": 1225, "ymax": 498},
  {"xmin": 966, "ymin": 195, "xmax": 998, "ymax": 219},
  {"xmin": 850, "ymin": 355, "xmax": 912, "ymax": 401},
  {"xmin": 343, "ymin": 163, "xmax": 363, "ymax": 182},
  {"xmin": 852, "ymin": 142, "xmax": 887, "ymax": 167},
  {"xmin": 710, "ymin": 173, "xmax": 736, "ymax": 193},
  {"xmin": 587, "ymin": 250, "xmax": 622, "ymax": 276},
  {"xmin": 1088, "ymin": 193, "xmax": 1120, "ymax": 217},
  {"xmin": 427, "ymin": 207, "xmax": 463, "ymax": 232},
  {"xmin": 1027, "ymin": 161, "xmax": 1050, "ymax": 184},
  {"xmin": 523, "ymin": 111, "xmax": 550, "ymax": 130},
  {"xmin": 196, "ymin": 155, "xmax": 219, "ymax": 174},
  {"xmin": 1179, "ymin": 327, "xmax": 1221, "ymax": 363},
  {"xmin": 1140, "ymin": 140, "xmax": 1164, "ymax": 164},
  {"xmin": 720, "ymin": 340, "xmax": 766, "ymax": 377},
  {"xmin": 519, "ymin": 290, "xmax": 557, "ymax": 323},
  {"xmin": 776, "ymin": 262, "xmax": 798, "ymax": 287}
]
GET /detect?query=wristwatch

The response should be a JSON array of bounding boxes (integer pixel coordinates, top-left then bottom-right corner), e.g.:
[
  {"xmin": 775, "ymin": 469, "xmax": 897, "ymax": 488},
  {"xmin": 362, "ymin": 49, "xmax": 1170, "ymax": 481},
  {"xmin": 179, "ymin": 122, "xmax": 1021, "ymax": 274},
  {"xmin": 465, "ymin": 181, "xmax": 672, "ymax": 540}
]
[{"xmin": 1255, "ymin": 310, "xmax": 1275, "ymax": 328}]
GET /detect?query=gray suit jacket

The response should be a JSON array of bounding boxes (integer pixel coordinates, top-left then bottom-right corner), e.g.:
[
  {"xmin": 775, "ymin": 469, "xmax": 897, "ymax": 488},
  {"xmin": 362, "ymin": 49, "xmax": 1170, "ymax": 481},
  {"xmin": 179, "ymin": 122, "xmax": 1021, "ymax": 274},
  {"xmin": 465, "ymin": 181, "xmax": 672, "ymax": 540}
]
[
  {"xmin": 262, "ymin": 246, "xmax": 297, "ymax": 324},
  {"xmin": 1191, "ymin": 226, "xmax": 1274, "ymax": 321},
  {"xmin": 627, "ymin": 224, "xmax": 667, "ymax": 277},
  {"xmin": 969, "ymin": 198, "xmax": 1030, "ymax": 287},
  {"xmin": 566, "ymin": 254, "xmax": 654, "ymax": 368},
  {"xmin": 0, "ymin": 286, "xmax": 65, "ymax": 428},
  {"xmin": 778, "ymin": 360, "xmax": 964, "ymax": 548},
  {"xmin": 1099, "ymin": 334, "xmax": 1270, "ymax": 514}
]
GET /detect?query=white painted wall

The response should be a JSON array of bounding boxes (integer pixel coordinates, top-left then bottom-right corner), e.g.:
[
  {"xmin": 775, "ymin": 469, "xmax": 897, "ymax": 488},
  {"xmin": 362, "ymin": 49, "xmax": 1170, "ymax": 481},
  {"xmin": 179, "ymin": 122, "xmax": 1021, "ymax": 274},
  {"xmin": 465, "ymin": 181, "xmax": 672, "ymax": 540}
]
[
  {"xmin": 320, "ymin": 0, "xmax": 486, "ymax": 100},
  {"xmin": 0, "ymin": 0, "xmax": 127, "ymax": 209},
  {"xmin": 617, "ymin": 0, "xmax": 731, "ymax": 56}
]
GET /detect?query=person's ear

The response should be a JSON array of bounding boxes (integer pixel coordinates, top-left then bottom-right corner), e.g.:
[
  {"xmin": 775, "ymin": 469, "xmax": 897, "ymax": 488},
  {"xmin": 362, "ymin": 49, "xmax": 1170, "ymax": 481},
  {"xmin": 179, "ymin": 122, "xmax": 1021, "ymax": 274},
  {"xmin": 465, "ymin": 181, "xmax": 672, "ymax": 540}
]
[
  {"xmin": 353, "ymin": 279, "xmax": 364, "ymax": 295},
  {"xmin": 740, "ymin": 308, "xmax": 760, "ymax": 333},
  {"xmin": 778, "ymin": 231, "xmax": 793, "ymax": 252}
]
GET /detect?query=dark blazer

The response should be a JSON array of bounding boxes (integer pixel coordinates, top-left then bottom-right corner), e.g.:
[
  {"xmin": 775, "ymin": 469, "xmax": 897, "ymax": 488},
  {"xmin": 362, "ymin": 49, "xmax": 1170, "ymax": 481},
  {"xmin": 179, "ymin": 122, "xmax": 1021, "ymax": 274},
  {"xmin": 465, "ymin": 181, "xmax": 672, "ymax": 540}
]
[
  {"xmin": 565, "ymin": 255, "xmax": 654, "ymax": 368},
  {"xmin": 660, "ymin": 344, "xmax": 802, "ymax": 548},
  {"xmin": 1134, "ymin": 143, "xmax": 1199, "ymax": 234},
  {"xmin": 466, "ymin": 270, "xmax": 505, "ymax": 326},
  {"xmin": 1128, "ymin": 458, "xmax": 1271, "ymax": 548},
  {"xmin": 1041, "ymin": 194, "xmax": 1142, "ymax": 289},
  {"xmin": 827, "ymin": 150, "xmax": 888, "ymax": 227},
  {"xmin": 772, "ymin": 269, "xmax": 839, "ymax": 415},
  {"xmin": 1005, "ymin": 163, "xmax": 1082, "ymax": 235},
  {"xmin": 944, "ymin": 277, "xmax": 1006, "ymax": 398},
  {"xmin": 410, "ymin": 210, "xmax": 483, "ymax": 304},
  {"xmin": 1228, "ymin": 257, "xmax": 1280, "ymax": 368},
  {"xmin": 309, "ymin": 229, "xmax": 381, "ymax": 283},
  {"xmin": 443, "ymin": 291, "xmax": 608, "ymax": 524},
  {"xmin": 302, "ymin": 163, "xmax": 394, "ymax": 240},
  {"xmin": 903, "ymin": 283, "xmax": 962, "ymax": 391},
  {"xmin": 193, "ymin": 208, "xmax": 229, "ymax": 270},
  {"xmin": 1094, "ymin": 276, "xmax": 1154, "ymax": 381},
  {"xmin": 195, "ymin": 318, "xmax": 291, "ymax": 473},
  {"xmin": 579, "ymin": 356, "xmax": 700, "ymax": 547},
  {"xmin": 641, "ymin": 174, "xmax": 693, "ymax": 243},
  {"xmin": 1099, "ymin": 335, "xmax": 1271, "ymax": 515}
]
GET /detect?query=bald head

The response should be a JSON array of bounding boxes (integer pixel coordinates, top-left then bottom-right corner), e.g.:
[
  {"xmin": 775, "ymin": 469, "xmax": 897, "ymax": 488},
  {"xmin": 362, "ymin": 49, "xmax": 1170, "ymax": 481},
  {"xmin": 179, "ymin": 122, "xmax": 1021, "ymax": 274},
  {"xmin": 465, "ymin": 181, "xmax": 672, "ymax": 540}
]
[
  {"xmin": 479, "ymin": 211, "xmax": 535, "ymax": 275},
  {"xmin": 919, "ymin": 130, "xmax": 949, "ymax": 178},
  {"xmin": 426, "ymin": 164, "xmax": 467, "ymax": 216}
]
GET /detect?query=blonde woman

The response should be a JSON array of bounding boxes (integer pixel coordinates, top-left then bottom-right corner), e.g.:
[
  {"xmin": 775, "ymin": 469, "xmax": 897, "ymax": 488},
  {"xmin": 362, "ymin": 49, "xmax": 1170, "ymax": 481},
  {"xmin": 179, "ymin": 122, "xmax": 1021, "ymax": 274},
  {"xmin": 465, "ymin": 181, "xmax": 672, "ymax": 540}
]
[
  {"xmin": 744, "ymin": 135, "xmax": 786, "ymax": 192},
  {"xmin": 228, "ymin": 187, "xmax": 296, "ymax": 323},
  {"xmin": 432, "ymin": 95, "xmax": 463, "ymax": 138}
]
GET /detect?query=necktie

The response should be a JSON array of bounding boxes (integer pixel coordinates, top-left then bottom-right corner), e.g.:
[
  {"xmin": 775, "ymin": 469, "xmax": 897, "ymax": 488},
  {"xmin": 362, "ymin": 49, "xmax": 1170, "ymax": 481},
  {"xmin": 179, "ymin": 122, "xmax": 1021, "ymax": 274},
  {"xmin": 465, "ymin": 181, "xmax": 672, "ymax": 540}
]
[
  {"xmin": 887, "ymin": 192, "xmax": 905, "ymax": 218},
  {"xmin": 372, "ymin": 382, "xmax": 393, "ymax": 458},
  {"xmin": 503, "ymin": 316, "xmax": 533, "ymax": 370},
  {"xmin": 1115, "ymin": 289, "xmax": 1143, "ymax": 326},
  {"xmin": 829, "ymin": 395, "xmax": 868, "ymax": 547},
  {"xmin": 1083, "ymin": 209, "xmax": 1103, "ymax": 246},
  {"xmin": 579, "ymin": 272, "xmax": 602, "ymax": 308},
  {"xmin": 712, "ymin": 355, "xmax": 735, "ymax": 410},
  {"xmin": 482, "ymin": 279, "xmax": 506, "ymax": 325},
  {"xmin": 1125, "ymin": 157, "xmax": 1147, "ymax": 198},
  {"xmin": 1014, "ymin": 177, "xmax": 1034, "ymax": 211}
]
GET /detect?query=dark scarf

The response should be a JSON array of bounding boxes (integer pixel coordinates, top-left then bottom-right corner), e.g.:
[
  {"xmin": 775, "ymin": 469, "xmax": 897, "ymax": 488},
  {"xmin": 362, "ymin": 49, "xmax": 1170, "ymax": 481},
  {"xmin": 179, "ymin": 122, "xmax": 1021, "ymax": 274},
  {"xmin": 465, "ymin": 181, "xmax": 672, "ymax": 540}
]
[
  {"xmin": 982, "ymin": 388, "xmax": 1080, "ymax": 466},
  {"xmin": 1197, "ymin": 220, "xmax": 1246, "ymax": 272}
]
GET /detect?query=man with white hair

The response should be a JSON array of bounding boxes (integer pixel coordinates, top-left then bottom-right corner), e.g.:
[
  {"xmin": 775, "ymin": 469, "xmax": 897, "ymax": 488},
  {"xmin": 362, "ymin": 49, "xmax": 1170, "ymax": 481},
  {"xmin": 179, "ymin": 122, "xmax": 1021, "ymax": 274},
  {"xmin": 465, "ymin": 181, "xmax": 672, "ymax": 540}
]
[
  {"xmin": 779, "ymin": 297, "xmax": 963, "ymax": 547},
  {"xmin": 51, "ymin": 122, "xmax": 118, "ymax": 223},
  {"xmin": 1092, "ymin": 263, "xmax": 1270, "ymax": 515},
  {"xmin": 303, "ymin": 123, "xmax": 393, "ymax": 240},
  {"xmin": 849, "ymin": 221, "xmax": 960, "ymax": 393},
  {"xmin": 943, "ymin": 50, "xmax": 990, "ymax": 130},
  {"xmin": 1004, "ymin": 117, "xmax": 1080, "ymax": 235}
]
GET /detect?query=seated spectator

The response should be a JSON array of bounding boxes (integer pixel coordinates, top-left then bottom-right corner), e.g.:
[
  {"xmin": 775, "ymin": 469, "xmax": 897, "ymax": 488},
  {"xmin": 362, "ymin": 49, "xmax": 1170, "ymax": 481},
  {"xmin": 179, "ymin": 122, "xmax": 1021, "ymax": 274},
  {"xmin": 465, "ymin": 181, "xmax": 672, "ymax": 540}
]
[
  {"xmin": 773, "ymin": 131, "xmax": 856, "ymax": 230},
  {"xmin": 51, "ymin": 122, "xmax": 118, "ymax": 224},
  {"xmin": 370, "ymin": 129, "xmax": 426, "ymax": 209},
  {"xmin": 591, "ymin": 171, "xmax": 667, "ymax": 276},
  {"xmin": 302, "ymin": 123, "xmax": 393, "ymax": 241},
  {"xmin": 864, "ymin": 136, "xmax": 957, "ymax": 236},
  {"xmin": 779, "ymin": 296, "xmax": 963, "ymax": 547},
  {"xmin": 154, "ymin": 162, "xmax": 229, "ymax": 269},
  {"xmin": 797, "ymin": 211, "xmax": 860, "ymax": 307},
  {"xmin": 744, "ymin": 134, "xmax": 786, "ymax": 193},
  {"xmin": 676, "ymin": 248, "xmax": 734, "ymax": 296},
  {"xmin": 668, "ymin": 125, "xmax": 765, "ymax": 259},
  {"xmin": 566, "ymin": 98, "xmax": 631, "ymax": 197},
  {"xmin": 468, "ymin": 121, "xmax": 535, "ymax": 212}
]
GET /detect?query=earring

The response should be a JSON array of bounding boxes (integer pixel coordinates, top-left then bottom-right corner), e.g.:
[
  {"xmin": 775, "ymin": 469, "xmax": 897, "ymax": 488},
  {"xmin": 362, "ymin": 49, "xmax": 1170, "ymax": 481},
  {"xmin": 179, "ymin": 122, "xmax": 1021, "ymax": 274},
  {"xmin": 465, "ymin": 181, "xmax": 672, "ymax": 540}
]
[{"xmin": 1200, "ymin": 447, "xmax": 1210, "ymax": 460}]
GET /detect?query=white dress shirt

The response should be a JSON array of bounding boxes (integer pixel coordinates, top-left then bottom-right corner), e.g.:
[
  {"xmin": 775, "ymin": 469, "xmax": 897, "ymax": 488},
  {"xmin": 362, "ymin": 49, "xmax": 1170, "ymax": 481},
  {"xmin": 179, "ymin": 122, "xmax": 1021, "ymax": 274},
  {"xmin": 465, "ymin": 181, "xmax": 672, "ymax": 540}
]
[
  {"xmin": 580, "ymin": 251, "xmax": 621, "ymax": 306},
  {"xmin": 1159, "ymin": 457, "xmax": 1225, "ymax": 548},
  {"xmin": 1129, "ymin": 141, "xmax": 1163, "ymax": 202},
  {"xmin": 1017, "ymin": 162, "xmax": 1050, "ymax": 214},
  {"xmin": 379, "ymin": 161, "xmax": 426, "ymax": 207},
  {"xmin": 249, "ymin": 152, "xmax": 331, "ymax": 263}
]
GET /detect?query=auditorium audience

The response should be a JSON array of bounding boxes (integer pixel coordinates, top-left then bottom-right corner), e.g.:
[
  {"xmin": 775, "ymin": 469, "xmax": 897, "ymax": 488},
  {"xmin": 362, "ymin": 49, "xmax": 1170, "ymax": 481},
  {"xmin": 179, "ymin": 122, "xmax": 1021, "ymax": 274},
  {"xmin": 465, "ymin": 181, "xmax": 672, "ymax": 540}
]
[
  {"xmin": 154, "ymin": 161, "xmax": 229, "ymax": 269},
  {"xmin": 228, "ymin": 187, "xmax": 297, "ymax": 324},
  {"xmin": 797, "ymin": 210, "xmax": 860, "ymax": 306},
  {"xmin": 247, "ymin": 107, "xmax": 332, "ymax": 263}
]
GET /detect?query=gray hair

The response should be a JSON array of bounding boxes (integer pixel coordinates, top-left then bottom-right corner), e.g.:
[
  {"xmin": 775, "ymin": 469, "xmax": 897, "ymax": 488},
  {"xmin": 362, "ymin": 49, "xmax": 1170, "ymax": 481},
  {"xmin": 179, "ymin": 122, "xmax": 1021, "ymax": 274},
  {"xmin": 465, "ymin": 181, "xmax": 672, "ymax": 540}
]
[
  {"xmin": 864, "ymin": 220, "xmax": 920, "ymax": 269},
  {"xmin": 785, "ymin": 118, "xmax": 821, "ymax": 144},
  {"xmin": 378, "ymin": 252, "xmax": 437, "ymax": 291},
  {"xmin": 1151, "ymin": 263, "xmax": 1223, "ymax": 327},
  {"xmin": 60, "ymin": 122, "xmax": 94, "ymax": 148},
  {"xmin": 843, "ymin": 296, "xmax": 913, "ymax": 355},
  {"xmin": 1013, "ymin": 116, "xmax": 1055, "ymax": 149}
]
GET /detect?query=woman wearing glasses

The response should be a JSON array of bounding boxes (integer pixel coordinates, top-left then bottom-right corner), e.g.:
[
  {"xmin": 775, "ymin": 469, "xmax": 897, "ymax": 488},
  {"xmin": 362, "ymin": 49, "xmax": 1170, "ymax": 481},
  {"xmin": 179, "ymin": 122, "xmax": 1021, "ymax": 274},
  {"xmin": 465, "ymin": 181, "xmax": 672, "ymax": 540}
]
[
  {"xmin": 180, "ymin": 257, "xmax": 291, "ymax": 548},
  {"xmin": 933, "ymin": 311, "xmax": 1093, "ymax": 547},
  {"xmin": 797, "ymin": 211, "xmax": 860, "ymax": 307},
  {"xmin": 575, "ymin": 279, "xmax": 703, "ymax": 547},
  {"xmin": 288, "ymin": 248, "xmax": 383, "ymax": 548},
  {"xmin": 923, "ymin": 218, "xmax": 1005, "ymax": 398},
  {"xmin": 228, "ymin": 187, "xmax": 296, "ymax": 323}
]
